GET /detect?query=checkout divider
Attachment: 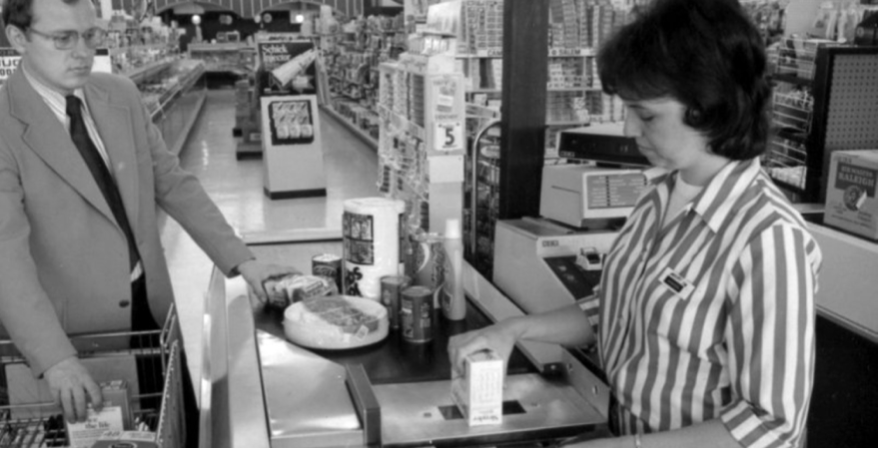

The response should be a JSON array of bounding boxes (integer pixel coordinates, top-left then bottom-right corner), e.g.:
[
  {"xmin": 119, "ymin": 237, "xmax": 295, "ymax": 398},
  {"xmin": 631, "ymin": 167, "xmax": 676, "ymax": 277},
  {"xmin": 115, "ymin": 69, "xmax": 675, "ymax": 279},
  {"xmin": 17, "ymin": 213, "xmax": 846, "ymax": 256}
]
[{"xmin": 200, "ymin": 235, "xmax": 610, "ymax": 447}]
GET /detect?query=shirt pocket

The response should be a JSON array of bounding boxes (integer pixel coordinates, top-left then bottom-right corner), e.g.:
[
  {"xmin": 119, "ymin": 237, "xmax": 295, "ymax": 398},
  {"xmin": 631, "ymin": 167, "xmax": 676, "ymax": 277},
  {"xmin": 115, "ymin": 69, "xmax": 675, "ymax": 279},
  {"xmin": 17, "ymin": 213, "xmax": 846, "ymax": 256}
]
[{"xmin": 648, "ymin": 276, "xmax": 722, "ymax": 357}]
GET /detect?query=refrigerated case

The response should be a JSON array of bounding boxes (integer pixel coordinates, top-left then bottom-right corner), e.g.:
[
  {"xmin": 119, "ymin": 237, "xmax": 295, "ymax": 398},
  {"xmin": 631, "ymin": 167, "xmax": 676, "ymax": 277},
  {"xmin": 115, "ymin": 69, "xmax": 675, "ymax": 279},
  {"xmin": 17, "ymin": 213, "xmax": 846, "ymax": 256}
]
[{"xmin": 133, "ymin": 58, "xmax": 207, "ymax": 156}]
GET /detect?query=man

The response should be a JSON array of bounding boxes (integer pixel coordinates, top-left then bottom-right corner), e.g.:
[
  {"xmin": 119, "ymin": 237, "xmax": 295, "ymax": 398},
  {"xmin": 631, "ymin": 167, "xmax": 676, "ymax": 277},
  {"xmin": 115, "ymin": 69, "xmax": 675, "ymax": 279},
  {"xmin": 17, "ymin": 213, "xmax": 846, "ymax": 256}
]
[{"xmin": 0, "ymin": 0, "xmax": 296, "ymax": 428}]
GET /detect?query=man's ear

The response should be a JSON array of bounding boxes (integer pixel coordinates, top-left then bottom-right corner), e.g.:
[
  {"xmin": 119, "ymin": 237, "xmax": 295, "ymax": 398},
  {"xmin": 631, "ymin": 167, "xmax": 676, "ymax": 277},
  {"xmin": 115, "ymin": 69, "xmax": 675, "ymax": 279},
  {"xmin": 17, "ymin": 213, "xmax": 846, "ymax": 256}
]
[{"xmin": 6, "ymin": 25, "xmax": 29, "ymax": 54}]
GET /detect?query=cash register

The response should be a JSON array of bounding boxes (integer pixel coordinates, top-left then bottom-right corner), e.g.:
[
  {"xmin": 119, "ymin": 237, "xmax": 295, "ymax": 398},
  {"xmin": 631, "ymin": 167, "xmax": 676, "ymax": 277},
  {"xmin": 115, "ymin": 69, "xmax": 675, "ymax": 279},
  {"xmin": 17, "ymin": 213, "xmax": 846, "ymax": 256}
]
[{"xmin": 493, "ymin": 123, "xmax": 651, "ymax": 314}]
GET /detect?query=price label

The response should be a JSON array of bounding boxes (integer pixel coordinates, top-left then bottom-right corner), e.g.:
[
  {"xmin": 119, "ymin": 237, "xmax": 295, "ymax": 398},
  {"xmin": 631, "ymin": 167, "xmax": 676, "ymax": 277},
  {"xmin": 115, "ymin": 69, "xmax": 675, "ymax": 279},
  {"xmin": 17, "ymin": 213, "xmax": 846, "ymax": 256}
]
[{"xmin": 434, "ymin": 121, "xmax": 463, "ymax": 152}]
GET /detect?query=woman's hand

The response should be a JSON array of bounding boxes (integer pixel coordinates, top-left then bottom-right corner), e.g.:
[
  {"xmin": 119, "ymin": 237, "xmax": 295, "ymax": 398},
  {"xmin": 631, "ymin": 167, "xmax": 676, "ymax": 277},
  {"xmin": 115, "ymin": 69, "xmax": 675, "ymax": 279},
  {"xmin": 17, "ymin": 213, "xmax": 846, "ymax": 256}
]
[{"xmin": 448, "ymin": 319, "xmax": 520, "ymax": 377}]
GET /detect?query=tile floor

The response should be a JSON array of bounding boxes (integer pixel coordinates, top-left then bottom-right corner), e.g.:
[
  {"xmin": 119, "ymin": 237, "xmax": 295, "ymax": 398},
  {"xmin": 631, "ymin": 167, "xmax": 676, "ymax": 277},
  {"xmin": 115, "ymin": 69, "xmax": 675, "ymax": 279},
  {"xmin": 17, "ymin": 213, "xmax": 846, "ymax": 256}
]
[{"xmin": 159, "ymin": 89, "xmax": 378, "ymax": 402}]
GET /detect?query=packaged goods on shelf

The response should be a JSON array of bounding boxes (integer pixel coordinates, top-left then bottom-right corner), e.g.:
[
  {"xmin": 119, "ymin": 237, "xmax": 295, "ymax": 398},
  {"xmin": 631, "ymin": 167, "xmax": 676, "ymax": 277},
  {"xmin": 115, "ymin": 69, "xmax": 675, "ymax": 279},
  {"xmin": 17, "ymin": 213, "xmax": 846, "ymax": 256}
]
[
  {"xmin": 189, "ymin": 43, "xmax": 257, "ymax": 74},
  {"xmin": 825, "ymin": 150, "xmax": 878, "ymax": 241}
]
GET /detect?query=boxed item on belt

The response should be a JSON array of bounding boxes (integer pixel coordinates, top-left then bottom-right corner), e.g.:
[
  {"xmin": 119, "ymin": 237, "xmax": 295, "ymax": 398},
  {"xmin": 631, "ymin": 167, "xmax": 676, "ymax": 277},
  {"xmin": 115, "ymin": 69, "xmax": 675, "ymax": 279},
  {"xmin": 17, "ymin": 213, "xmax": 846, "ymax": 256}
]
[
  {"xmin": 451, "ymin": 349, "xmax": 504, "ymax": 427},
  {"xmin": 824, "ymin": 150, "xmax": 878, "ymax": 240},
  {"xmin": 66, "ymin": 380, "xmax": 131, "ymax": 448},
  {"xmin": 263, "ymin": 273, "xmax": 339, "ymax": 309},
  {"xmin": 91, "ymin": 430, "xmax": 158, "ymax": 448}
]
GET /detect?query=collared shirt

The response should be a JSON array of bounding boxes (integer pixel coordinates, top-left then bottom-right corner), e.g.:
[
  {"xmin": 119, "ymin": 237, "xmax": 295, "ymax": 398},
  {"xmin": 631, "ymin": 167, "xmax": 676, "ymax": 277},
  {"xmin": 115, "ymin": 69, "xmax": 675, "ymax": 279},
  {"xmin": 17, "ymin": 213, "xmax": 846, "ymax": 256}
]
[
  {"xmin": 23, "ymin": 68, "xmax": 143, "ymax": 282},
  {"xmin": 579, "ymin": 158, "xmax": 822, "ymax": 447},
  {"xmin": 23, "ymin": 67, "xmax": 111, "ymax": 167}
]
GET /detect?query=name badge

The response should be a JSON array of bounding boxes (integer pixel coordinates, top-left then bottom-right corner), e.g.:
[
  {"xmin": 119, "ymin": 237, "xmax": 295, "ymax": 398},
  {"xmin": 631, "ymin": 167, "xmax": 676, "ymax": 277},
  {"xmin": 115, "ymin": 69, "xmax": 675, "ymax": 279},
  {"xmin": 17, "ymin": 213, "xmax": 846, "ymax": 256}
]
[{"xmin": 659, "ymin": 267, "xmax": 694, "ymax": 299}]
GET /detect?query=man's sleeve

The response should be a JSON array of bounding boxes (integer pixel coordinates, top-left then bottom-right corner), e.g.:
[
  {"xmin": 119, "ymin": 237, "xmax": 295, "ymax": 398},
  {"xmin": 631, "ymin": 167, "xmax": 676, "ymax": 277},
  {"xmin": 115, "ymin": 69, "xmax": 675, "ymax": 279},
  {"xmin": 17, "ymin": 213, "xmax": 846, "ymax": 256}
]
[
  {"xmin": 720, "ymin": 224, "xmax": 821, "ymax": 447},
  {"xmin": 0, "ymin": 145, "xmax": 76, "ymax": 375},
  {"xmin": 125, "ymin": 78, "xmax": 254, "ymax": 275}
]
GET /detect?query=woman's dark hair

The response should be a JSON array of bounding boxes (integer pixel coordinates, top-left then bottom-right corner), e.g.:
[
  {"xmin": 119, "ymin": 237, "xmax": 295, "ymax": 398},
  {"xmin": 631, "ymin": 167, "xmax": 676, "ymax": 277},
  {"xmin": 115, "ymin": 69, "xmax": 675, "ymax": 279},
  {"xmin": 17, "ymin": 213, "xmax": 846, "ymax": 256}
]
[
  {"xmin": 2, "ymin": 0, "xmax": 83, "ymax": 31},
  {"xmin": 598, "ymin": 0, "xmax": 771, "ymax": 160}
]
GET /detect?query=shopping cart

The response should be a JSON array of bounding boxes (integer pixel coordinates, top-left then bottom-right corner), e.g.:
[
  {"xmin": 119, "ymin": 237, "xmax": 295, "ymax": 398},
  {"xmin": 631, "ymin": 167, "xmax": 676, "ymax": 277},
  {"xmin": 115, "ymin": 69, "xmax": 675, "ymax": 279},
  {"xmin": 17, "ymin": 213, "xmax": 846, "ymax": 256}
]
[{"xmin": 0, "ymin": 306, "xmax": 185, "ymax": 447}]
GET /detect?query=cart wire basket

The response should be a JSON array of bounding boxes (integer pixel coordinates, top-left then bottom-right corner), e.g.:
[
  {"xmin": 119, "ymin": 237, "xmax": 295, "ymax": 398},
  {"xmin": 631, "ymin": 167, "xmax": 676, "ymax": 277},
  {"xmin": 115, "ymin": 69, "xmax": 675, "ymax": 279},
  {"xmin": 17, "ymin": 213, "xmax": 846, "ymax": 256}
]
[{"xmin": 0, "ymin": 306, "xmax": 185, "ymax": 447}]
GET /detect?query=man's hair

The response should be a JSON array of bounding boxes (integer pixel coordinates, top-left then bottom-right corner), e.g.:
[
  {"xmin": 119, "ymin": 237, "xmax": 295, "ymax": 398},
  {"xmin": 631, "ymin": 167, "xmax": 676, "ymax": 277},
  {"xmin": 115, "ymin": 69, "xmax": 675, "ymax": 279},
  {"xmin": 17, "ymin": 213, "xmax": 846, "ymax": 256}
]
[
  {"xmin": 2, "ymin": 0, "xmax": 84, "ymax": 31},
  {"xmin": 598, "ymin": 0, "xmax": 771, "ymax": 160}
]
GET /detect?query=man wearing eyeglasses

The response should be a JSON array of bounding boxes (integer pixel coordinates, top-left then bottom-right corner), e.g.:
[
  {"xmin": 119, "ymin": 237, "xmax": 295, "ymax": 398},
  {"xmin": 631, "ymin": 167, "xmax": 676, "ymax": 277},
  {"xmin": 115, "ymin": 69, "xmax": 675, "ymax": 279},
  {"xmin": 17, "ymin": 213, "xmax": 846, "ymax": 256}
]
[{"xmin": 0, "ymin": 0, "xmax": 299, "ymax": 436}]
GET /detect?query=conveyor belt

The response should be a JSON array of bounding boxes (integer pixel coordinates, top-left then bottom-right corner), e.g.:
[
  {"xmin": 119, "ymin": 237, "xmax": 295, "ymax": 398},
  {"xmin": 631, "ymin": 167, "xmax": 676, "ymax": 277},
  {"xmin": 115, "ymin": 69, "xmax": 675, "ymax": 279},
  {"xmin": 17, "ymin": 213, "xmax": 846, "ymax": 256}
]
[{"xmin": 253, "ymin": 297, "xmax": 536, "ymax": 385}]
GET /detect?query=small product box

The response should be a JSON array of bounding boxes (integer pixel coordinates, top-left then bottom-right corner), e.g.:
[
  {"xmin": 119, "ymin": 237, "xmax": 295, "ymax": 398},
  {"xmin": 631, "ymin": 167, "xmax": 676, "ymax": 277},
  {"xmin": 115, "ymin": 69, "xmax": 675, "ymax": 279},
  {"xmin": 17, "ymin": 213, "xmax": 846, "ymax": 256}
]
[
  {"xmin": 824, "ymin": 150, "xmax": 878, "ymax": 241},
  {"xmin": 91, "ymin": 430, "xmax": 157, "ymax": 448},
  {"xmin": 451, "ymin": 350, "xmax": 504, "ymax": 427},
  {"xmin": 66, "ymin": 380, "xmax": 132, "ymax": 447}
]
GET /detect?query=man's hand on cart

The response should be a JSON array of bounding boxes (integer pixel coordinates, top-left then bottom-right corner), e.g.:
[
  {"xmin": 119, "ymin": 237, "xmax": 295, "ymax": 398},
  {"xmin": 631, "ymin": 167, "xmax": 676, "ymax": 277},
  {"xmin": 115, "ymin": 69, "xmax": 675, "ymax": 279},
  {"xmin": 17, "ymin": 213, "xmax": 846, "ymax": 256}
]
[
  {"xmin": 44, "ymin": 356, "xmax": 103, "ymax": 424},
  {"xmin": 448, "ymin": 321, "xmax": 517, "ymax": 378},
  {"xmin": 237, "ymin": 259, "xmax": 301, "ymax": 304}
]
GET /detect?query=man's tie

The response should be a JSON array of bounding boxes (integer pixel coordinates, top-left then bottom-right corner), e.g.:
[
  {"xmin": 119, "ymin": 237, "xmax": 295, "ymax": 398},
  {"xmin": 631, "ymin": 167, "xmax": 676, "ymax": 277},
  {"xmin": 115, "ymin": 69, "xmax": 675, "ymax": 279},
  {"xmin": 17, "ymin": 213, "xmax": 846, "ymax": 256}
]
[{"xmin": 65, "ymin": 95, "xmax": 140, "ymax": 273}]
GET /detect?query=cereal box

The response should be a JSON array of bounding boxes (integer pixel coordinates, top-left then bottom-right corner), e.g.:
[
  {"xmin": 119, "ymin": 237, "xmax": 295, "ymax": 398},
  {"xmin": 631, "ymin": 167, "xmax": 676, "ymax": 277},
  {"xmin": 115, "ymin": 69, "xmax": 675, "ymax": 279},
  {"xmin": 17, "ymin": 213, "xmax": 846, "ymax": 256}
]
[{"xmin": 824, "ymin": 150, "xmax": 878, "ymax": 240}]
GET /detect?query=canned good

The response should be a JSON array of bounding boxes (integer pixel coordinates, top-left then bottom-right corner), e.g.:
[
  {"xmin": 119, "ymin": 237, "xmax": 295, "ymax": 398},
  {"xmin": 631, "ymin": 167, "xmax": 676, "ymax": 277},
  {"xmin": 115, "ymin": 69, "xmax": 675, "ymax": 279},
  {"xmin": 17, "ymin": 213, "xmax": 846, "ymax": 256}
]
[
  {"xmin": 312, "ymin": 253, "xmax": 342, "ymax": 291},
  {"xmin": 380, "ymin": 275, "xmax": 410, "ymax": 329},
  {"xmin": 400, "ymin": 285, "xmax": 435, "ymax": 343}
]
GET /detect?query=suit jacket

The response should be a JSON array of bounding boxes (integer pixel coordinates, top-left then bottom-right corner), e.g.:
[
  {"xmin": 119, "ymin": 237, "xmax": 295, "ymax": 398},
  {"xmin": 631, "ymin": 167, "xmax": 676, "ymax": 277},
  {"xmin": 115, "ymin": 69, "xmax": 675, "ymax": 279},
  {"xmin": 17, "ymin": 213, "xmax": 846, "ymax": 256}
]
[{"xmin": 0, "ymin": 67, "xmax": 253, "ymax": 375}]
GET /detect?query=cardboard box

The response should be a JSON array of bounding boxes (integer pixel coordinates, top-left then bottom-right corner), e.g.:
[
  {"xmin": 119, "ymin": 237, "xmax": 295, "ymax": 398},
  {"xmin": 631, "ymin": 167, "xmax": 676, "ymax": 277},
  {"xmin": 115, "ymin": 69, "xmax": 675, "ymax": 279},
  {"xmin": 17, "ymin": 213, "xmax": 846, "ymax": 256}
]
[
  {"xmin": 91, "ymin": 431, "xmax": 157, "ymax": 448},
  {"xmin": 451, "ymin": 350, "xmax": 504, "ymax": 427},
  {"xmin": 66, "ymin": 380, "xmax": 131, "ymax": 448},
  {"xmin": 824, "ymin": 150, "xmax": 878, "ymax": 240}
]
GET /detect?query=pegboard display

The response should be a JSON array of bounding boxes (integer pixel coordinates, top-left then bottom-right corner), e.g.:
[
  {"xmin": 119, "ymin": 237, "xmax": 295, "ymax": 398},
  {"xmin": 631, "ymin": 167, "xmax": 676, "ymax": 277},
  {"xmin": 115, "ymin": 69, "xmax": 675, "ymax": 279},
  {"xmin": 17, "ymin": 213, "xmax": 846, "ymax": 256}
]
[
  {"xmin": 767, "ymin": 45, "xmax": 878, "ymax": 203},
  {"xmin": 825, "ymin": 54, "xmax": 878, "ymax": 150}
]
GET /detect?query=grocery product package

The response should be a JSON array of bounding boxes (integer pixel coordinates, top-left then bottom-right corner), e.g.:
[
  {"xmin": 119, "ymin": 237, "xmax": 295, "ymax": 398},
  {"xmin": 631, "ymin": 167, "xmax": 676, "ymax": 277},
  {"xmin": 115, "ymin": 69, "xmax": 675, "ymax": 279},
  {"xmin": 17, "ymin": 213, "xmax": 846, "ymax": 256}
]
[{"xmin": 342, "ymin": 198, "xmax": 406, "ymax": 300}]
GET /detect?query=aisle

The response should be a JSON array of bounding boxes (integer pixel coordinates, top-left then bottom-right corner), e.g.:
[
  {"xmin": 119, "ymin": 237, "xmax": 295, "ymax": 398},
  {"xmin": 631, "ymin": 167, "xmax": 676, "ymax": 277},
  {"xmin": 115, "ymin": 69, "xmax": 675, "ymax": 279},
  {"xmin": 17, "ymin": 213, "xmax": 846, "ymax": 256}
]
[{"xmin": 159, "ymin": 89, "xmax": 378, "ymax": 403}]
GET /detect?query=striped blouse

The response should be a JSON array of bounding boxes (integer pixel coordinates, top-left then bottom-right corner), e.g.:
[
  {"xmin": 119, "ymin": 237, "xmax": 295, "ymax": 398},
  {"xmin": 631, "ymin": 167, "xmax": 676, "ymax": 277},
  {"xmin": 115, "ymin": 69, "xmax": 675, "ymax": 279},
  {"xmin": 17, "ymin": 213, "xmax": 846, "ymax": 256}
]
[{"xmin": 579, "ymin": 158, "xmax": 822, "ymax": 447}]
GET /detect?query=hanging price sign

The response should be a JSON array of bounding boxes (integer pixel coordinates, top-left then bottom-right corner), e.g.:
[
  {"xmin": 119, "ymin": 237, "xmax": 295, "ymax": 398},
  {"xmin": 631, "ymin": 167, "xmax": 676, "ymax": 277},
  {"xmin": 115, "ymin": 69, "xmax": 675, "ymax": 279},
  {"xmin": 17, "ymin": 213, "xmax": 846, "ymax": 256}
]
[{"xmin": 434, "ymin": 121, "xmax": 463, "ymax": 152}]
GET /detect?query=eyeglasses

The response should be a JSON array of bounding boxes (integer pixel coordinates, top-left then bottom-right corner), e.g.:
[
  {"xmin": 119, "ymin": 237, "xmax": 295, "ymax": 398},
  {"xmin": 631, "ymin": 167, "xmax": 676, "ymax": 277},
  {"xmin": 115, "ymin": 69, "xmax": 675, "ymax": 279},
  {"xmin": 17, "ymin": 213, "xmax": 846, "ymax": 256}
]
[{"xmin": 27, "ymin": 27, "xmax": 107, "ymax": 50}]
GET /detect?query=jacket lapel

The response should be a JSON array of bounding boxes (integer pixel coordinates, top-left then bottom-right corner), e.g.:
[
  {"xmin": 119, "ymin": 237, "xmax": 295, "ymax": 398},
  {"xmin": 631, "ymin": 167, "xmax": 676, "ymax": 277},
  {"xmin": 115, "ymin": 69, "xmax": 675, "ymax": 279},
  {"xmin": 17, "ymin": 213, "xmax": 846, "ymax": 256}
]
[
  {"xmin": 84, "ymin": 83, "xmax": 139, "ymax": 228},
  {"xmin": 8, "ymin": 69, "xmax": 116, "ymax": 224}
]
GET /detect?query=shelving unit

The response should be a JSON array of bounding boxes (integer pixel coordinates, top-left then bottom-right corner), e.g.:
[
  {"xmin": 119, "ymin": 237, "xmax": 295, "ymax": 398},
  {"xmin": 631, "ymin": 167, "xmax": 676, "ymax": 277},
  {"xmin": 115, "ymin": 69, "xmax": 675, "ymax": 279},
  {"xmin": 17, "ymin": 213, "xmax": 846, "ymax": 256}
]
[
  {"xmin": 322, "ymin": 15, "xmax": 407, "ymax": 150},
  {"xmin": 766, "ymin": 38, "xmax": 878, "ymax": 203},
  {"xmin": 376, "ymin": 53, "xmax": 466, "ymax": 238},
  {"xmin": 188, "ymin": 43, "xmax": 257, "ymax": 75}
]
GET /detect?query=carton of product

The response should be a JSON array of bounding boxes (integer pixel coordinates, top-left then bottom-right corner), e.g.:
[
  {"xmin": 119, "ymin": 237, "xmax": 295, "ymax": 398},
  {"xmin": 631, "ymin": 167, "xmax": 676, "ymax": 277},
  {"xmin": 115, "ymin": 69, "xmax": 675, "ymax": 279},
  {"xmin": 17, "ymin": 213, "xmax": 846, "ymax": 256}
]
[
  {"xmin": 91, "ymin": 430, "xmax": 158, "ymax": 448},
  {"xmin": 66, "ymin": 380, "xmax": 131, "ymax": 448},
  {"xmin": 451, "ymin": 350, "xmax": 504, "ymax": 427},
  {"xmin": 824, "ymin": 150, "xmax": 878, "ymax": 240}
]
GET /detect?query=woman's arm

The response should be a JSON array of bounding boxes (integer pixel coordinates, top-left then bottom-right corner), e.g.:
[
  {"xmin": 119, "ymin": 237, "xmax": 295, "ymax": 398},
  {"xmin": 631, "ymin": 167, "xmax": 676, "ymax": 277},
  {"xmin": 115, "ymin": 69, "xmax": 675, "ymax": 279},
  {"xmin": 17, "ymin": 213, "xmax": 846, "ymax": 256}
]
[{"xmin": 449, "ymin": 302, "xmax": 597, "ymax": 375}]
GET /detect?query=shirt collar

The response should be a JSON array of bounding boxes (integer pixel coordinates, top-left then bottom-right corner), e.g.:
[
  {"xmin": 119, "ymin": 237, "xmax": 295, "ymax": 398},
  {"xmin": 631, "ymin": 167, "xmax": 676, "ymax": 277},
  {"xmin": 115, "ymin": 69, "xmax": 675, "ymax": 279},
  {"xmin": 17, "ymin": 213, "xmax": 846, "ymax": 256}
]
[
  {"xmin": 22, "ymin": 64, "xmax": 87, "ymax": 113},
  {"xmin": 681, "ymin": 158, "xmax": 762, "ymax": 233}
]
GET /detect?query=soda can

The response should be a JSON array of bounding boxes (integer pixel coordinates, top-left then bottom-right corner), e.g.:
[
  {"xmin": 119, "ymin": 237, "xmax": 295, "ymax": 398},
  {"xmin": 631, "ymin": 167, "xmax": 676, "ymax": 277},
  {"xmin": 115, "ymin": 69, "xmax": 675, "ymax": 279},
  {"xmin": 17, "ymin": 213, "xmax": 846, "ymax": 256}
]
[
  {"xmin": 400, "ymin": 285, "xmax": 435, "ymax": 343},
  {"xmin": 380, "ymin": 275, "xmax": 410, "ymax": 329},
  {"xmin": 312, "ymin": 253, "xmax": 342, "ymax": 291}
]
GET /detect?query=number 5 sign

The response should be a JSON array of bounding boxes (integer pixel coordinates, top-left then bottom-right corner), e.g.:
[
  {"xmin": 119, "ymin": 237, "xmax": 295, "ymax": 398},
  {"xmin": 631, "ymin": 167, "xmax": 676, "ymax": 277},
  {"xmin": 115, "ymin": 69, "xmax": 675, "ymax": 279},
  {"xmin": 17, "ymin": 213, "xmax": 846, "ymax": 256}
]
[{"xmin": 434, "ymin": 121, "xmax": 463, "ymax": 152}]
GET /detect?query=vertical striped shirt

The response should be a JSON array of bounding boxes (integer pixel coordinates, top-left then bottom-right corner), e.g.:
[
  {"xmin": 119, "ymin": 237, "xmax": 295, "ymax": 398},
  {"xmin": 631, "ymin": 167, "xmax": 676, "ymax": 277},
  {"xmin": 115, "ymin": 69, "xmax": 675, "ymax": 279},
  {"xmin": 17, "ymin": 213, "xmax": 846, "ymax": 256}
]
[{"xmin": 579, "ymin": 158, "xmax": 822, "ymax": 447}]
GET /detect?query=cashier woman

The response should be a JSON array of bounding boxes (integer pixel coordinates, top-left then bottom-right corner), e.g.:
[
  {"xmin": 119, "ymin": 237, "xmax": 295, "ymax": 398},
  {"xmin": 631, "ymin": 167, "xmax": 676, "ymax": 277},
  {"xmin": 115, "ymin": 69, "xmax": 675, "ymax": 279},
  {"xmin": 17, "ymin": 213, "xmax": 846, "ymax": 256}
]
[{"xmin": 449, "ymin": 0, "xmax": 822, "ymax": 447}]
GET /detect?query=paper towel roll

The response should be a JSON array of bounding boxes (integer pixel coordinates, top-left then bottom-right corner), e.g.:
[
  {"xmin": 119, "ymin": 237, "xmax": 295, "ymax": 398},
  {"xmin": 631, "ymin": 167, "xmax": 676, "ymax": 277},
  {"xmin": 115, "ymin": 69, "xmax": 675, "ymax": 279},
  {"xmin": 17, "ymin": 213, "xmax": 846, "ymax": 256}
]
[{"xmin": 342, "ymin": 197, "xmax": 406, "ymax": 300}]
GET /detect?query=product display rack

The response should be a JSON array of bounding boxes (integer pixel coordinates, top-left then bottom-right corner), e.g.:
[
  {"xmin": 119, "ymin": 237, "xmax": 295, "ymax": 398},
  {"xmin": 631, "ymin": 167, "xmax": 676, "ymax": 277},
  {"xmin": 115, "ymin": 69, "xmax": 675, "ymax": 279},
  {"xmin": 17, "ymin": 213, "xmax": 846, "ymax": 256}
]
[
  {"xmin": 766, "ymin": 38, "xmax": 878, "ymax": 203},
  {"xmin": 376, "ymin": 53, "xmax": 466, "ymax": 239},
  {"xmin": 323, "ymin": 15, "xmax": 407, "ymax": 150}
]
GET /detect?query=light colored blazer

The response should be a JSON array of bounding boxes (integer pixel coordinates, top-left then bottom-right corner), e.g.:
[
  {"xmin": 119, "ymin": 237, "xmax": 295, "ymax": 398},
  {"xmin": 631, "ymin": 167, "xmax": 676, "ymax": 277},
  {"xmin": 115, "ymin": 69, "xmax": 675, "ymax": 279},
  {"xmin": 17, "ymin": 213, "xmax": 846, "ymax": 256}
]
[{"xmin": 0, "ymin": 68, "xmax": 253, "ymax": 375}]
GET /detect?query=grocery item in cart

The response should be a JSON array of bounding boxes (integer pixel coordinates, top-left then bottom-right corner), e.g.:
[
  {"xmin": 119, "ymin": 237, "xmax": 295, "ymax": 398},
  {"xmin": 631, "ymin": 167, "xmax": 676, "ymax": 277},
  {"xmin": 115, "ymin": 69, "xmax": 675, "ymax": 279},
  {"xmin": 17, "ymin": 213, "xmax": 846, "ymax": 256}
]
[
  {"xmin": 65, "ymin": 380, "xmax": 130, "ymax": 447},
  {"xmin": 283, "ymin": 296, "xmax": 388, "ymax": 349},
  {"xmin": 263, "ymin": 273, "xmax": 338, "ymax": 309},
  {"xmin": 91, "ymin": 430, "xmax": 157, "ymax": 447}
]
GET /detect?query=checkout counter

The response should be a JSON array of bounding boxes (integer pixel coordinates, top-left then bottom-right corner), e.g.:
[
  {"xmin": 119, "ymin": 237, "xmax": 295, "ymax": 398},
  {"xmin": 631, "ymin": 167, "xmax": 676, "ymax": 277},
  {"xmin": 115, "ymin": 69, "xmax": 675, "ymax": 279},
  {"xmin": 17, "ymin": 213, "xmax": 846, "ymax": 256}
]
[
  {"xmin": 199, "ymin": 238, "xmax": 611, "ymax": 447},
  {"xmin": 197, "ymin": 123, "xmax": 877, "ymax": 446}
]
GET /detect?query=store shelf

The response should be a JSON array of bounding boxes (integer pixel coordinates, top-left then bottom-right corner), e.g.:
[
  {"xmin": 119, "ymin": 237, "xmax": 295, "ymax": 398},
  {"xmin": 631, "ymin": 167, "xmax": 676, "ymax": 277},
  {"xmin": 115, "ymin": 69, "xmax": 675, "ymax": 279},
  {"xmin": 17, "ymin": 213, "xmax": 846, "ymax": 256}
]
[
  {"xmin": 320, "ymin": 104, "xmax": 378, "ymax": 151},
  {"xmin": 125, "ymin": 57, "xmax": 176, "ymax": 84},
  {"xmin": 377, "ymin": 104, "xmax": 426, "ymax": 140}
]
